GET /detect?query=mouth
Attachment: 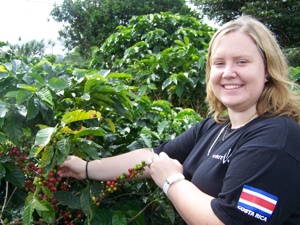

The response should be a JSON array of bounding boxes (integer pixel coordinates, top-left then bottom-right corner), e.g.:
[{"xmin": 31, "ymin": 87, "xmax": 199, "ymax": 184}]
[{"xmin": 223, "ymin": 85, "xmax": 243, "ymax": 90}]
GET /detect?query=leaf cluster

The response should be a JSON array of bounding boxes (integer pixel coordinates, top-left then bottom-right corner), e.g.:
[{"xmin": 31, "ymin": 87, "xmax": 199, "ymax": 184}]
[
  {"xmin": 0, "ymin": 41, "xmax": 202, "ymax": 224},
  {"xmin": 50, "ymin": 0, "xmax": 194, "ymax": 56},
  {"xmin": 189, "ymin": 0, "xmax": 300, "ymax": 48},
  {"xmin": 92, "ymin": 12, "xmax": 216, "ymax": 114}
]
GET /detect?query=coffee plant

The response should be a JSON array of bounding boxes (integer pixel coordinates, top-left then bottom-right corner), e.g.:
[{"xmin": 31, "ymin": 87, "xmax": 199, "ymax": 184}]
[{"xmin": 0, "ymin": 44, "xmax": 202, "ymax": 224}]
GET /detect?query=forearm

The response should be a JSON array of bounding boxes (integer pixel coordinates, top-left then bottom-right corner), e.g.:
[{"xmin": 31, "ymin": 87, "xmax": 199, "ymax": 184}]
[
  {"xmin": 167, "ymin": 180, "xmax": 224, "ymax": 225},
  {"xmin": 87, "ymin": 148, "xmax": 153, "ymax": 181}
]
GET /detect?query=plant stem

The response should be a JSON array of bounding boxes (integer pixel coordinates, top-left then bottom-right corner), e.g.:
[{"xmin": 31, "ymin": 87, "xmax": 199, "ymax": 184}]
[
  {"xmin": 0, "ymin": 181, "xmax": 9, "ymax": 223},
  {"xmin": 127, "ymin": 198, "xmax": 161, "ymax": 223}
]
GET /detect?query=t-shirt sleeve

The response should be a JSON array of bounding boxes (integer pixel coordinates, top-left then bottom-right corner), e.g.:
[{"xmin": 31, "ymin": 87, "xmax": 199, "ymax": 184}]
[{"xmin": 211, "ymin": 118, "xmax": 300, "ymax": 224}]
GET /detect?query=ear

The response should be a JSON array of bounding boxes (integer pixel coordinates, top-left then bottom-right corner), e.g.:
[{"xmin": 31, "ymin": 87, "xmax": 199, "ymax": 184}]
[{"xmin": 265, "ymin": 74, "xmax": 270, "ymax": 82}]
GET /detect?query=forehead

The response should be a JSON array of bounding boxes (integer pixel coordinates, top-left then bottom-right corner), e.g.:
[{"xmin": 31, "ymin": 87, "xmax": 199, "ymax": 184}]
[{"xmin": 211, "ymin": 31, "xmax": 259, "ymax": 57}]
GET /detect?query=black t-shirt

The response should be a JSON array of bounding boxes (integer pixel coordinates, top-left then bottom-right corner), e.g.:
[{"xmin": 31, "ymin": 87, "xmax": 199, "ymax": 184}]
[{"xmin": 154, "ymin": 116, "xmax": 300, "ymax": 224}]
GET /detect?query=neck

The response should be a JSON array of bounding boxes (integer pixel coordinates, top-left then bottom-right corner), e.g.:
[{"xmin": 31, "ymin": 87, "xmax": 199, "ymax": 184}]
[{"xmin": 228, "ymin": 111, "xmax": 258, "ymax": 129}]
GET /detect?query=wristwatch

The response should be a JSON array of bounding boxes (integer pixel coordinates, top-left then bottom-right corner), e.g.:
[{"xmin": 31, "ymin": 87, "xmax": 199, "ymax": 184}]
[{"xmin": 163, "ymin": 173, "xmax": 185, "ymax": 197}]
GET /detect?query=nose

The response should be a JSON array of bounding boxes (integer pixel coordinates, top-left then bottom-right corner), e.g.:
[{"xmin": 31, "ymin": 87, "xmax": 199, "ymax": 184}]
[{"xmin": 222, "ymin": 64, "xmax": 236, "ymax": 78}]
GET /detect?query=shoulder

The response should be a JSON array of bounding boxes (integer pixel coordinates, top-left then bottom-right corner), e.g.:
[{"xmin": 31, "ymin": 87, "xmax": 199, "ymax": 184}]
[
  {"xmin": 243, "ymin": 116, "xmax": 300, "ymax": 160},
  {"xmin": 249, "ymin": 115, "xmax": 299, "ymax": 132}
]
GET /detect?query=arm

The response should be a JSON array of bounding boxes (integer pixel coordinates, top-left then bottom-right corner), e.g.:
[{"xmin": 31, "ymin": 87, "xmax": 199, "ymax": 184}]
[
  {"xmin": 149, "ymin": 152, "xmax": 224, "ymax": 225},
  {"xmin": 58, "ymin": 148, "xmax": 153, "ymax": 180}
]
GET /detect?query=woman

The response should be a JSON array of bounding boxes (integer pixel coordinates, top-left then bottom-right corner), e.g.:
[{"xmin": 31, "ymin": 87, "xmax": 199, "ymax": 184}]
[{"xmin": 58, "ymin": 16, "xmax": 300, "ymax": 224}]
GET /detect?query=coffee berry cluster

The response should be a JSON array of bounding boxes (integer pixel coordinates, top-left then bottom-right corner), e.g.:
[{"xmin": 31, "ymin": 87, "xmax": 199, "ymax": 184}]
[
  {"xmin": 92, "ymin": 160, "xmax": 147, "ymax": 206},
  {"xmin": 7, "ymin": 145, "xmax": 74, "ymax": 222},
  {"xmin": 57, "ymin": 209, "xmax": 84, "ymax": 225}
]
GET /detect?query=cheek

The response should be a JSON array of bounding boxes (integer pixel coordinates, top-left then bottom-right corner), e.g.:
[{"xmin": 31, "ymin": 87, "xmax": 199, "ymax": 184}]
[
  {"xmin": 209, "ymin": 70, "xmax": 220, "ymax": 85},
  {"xmin": 209, "ymin": 72, "xmax": 221, "ymax": 93}
]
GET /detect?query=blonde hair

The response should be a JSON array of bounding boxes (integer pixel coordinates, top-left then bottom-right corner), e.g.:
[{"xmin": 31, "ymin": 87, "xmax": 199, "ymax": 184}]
[{"xmin": 205, "ymin": 15, "xmax": 300, "ymax": 123}]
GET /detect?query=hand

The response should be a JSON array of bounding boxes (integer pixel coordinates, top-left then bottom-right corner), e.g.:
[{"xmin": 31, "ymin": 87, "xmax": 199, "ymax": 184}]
[
  {"xmin": 148, "ymin": 152, "xmax": 183, "ymax": 188},
  {"xmin": 58, "ymin": 156, "xmax": 87, "ymax": 180}
]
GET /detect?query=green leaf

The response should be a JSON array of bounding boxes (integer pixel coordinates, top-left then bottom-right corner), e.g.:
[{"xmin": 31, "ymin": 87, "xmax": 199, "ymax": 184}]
[
  {"xmin": 175, "ymin": 81, "xmax": 184, "ymax": 97},
  {"xmin": 32, "ymin": 198, "xmax": 49, "ymax": 211},
  {"xmin": 98, "ymin": 69, "xmax": 111, "ymax": 77},
  {"xmin": 126, "ymin": 210, "xmax": 146, "ymax": 225},
  {"xmin": 37, "ymin": 200, "xmax": 55, "ymax": 224},
  {"xmin": 4, "ymin": 163, "xmax": 25, "ymax": 188},
  {"xmin": 162, "ymin": 77, "xmax": 172, "ymax": 90},
  {"xmin": 157, "ymin": 121, "xmax": 169, "ymax": 135},
  {"xmin": 105, "ymin": 118, "xmax": 116, "ymax": 133},
  {"xmin": 41, "ymin": 186, "xmax": 53, "ymax": 199},
  {"xmin": 74, "ymin": 127, "xmax": 105, "ymax": 139},
  {"xmin": 0, "ymin": 65, "xmax": 8, "ymax": 73},
  {"xmin": 11, "ymin": 59, "xmax": 22, "ymax": 73},
  {"xmin": 184, "ymin": 36, "xmax": 190, "ymax": 45},
  {"xmin": 17, "ymin": 84, "xmax": 37, "ymax": 92},
  {"xmin": 77, "ymin": 139, "xmax": 101, "ymax": 160},
  {"xmin": 16, "ymin": 89, "xmax": 33, "ymax": 105},
  {"xmin": 106, "ymin": 73, "xmax": 132, "ymax": 79},
  {"xmin": 29, "ymin": 127, "xmax": 57, "ymax": 158},
  {"xmin": 90, "ymin": 208, "xmax": 113, "ymax": 225},
  {"xmin": 53, "ymin": 191, "xmax": 81, "ymax": 209},
  {"xmin": 174, "ymin": 39, "xmax": 185, "ymax": 46},
  {"xmin": 57, "ymin": 138, "xmax": 70, "ymax": 155},
  {"xmin": 152, "ymin": 100, "xmax": 172, "ymax": 113},
  {"xmin": 81, "ymin": 186, "xmax": 92, "ymax": 217},
  {"xmin": 6, "ymin": 113, "xmax": 23, "ymax": 144},
  {"xmin": 158, "ymin": 199, "xmax": 175, "ymax": 224},
  {"xmin": 4, "ymin": 91, "xmax": 17, "ymax": 98},
  {"xmin": 48, "ymin": 77, "xmax": 69, "ymax": 90},
  {"xmin": 23, "ymin": 201, "xmax": 34, "ymax": 225},
  {"xmin": 112, "ymin": 211, "xmax": 127, "ymax": 225},
  {"xmin": 61, "ymin": 110, "xmax": 102, "ymax": 127},
  {"xmin": 0, "ymin": 105, "xmax": 8, "ymax": 118},
  {"xmin": 27, "ymin": 97, "xmax": 40, "ymax": 121},
  {"xmin": 140, "ymin": 133, "xmax": 152, "ymax": 148},
  {"xmin": 37, "ymin": 87, "xmax": 54, "ymax": 108},
  {"xmin": 40, "ymin": 145, "xmax": 55, "ymax": 167},
  {"xmin": 29, "ymin": 72, "xmax": 44, "ymax": 83}
]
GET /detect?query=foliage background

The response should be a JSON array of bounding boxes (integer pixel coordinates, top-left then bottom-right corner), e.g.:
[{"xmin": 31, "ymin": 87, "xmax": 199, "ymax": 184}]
[{"xmin": 50, "ymin": 0, "xmax": 196, "ymax": 56}]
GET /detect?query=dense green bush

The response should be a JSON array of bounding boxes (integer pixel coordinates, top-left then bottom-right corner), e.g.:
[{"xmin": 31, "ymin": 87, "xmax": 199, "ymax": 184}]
[
  {"xmin": 0, "ymin": 46, "xmax": 202, "ymax": 224},
  {"xmin": 91, "ymin": 12, "xmax": 216, "ymax": 115},
  {"xmin": 285, "ymin": 47, "xmax": 300, "ymax": 68}
]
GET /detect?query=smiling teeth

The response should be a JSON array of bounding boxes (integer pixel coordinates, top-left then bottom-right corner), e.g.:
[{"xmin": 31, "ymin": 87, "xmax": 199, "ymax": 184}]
[{"xmin": 224, "ymin": 85, "xmax": 241, "ymax": 89}]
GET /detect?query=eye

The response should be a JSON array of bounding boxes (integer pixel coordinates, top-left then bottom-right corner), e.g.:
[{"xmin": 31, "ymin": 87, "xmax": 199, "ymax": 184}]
[
  {"xmin": 236, "ymin": 60, "xmax": 247, "ymax": 65},
  {"xmin": 213, "ymin": 61, "xmax": 225, "ymax": 66}
]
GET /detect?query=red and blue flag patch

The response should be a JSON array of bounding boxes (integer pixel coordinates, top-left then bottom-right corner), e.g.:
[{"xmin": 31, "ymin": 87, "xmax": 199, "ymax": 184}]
[{"xmin": 238, "ymin": 185, "xmax": 278, "ymax": 218}]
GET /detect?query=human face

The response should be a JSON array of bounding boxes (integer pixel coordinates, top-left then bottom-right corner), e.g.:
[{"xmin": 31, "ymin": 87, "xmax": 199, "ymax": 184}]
[{"xmin": 210, "ymin": 31, "xmax": 268, "ymax": 113}]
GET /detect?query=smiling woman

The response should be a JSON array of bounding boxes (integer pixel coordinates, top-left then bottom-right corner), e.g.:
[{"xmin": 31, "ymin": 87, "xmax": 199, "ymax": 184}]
[{"xmin": 0, "ymin": 0, "xmax": 64, "ymax": 54}]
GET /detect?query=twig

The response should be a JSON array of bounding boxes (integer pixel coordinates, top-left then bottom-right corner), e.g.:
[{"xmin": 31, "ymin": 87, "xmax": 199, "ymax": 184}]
[
  {"xmin": 127, "ymin": 199, "xmax": 160, "ymax": 224},
  {"xmin": 0, "ymin": 181, "xmax": 9, "ymax": 223},
  {"xmin": 5, "ymin": 187, "xmax": 17, "ymax": 209}
]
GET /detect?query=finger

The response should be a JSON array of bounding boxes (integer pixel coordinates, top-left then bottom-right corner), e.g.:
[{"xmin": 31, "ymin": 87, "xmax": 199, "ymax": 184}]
[
  {"xmin": 62, "ymin": 155, "xmax": 74, "ymax": 166},
  {"xmin": 158, "ymin": 152, "xmax": 169, "ymax": 158},
  {"xmin": 152, "ymin": 153, "xmax": 159, "ymax": 161},
  {"xmin": 147, "ymin": 158, "xmax": 153, "ymax": 168}
]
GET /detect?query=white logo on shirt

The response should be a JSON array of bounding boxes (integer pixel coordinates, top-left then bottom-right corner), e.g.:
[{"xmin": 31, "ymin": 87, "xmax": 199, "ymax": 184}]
[{"xmin": 212, "ymin": 148, "xmax": 232, "ymax": 164}]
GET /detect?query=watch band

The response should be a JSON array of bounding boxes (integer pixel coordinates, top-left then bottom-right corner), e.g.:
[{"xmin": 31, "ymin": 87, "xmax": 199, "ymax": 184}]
[{"xmin": 163, "ymin": 173, "xmax": 185, "ymax": 197}]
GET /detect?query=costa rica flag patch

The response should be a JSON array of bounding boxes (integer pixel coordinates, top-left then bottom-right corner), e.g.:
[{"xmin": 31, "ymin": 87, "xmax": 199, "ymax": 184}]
[{"xmin": 237, "ymin": 185, "xmax": 278, "ymax": 221}]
